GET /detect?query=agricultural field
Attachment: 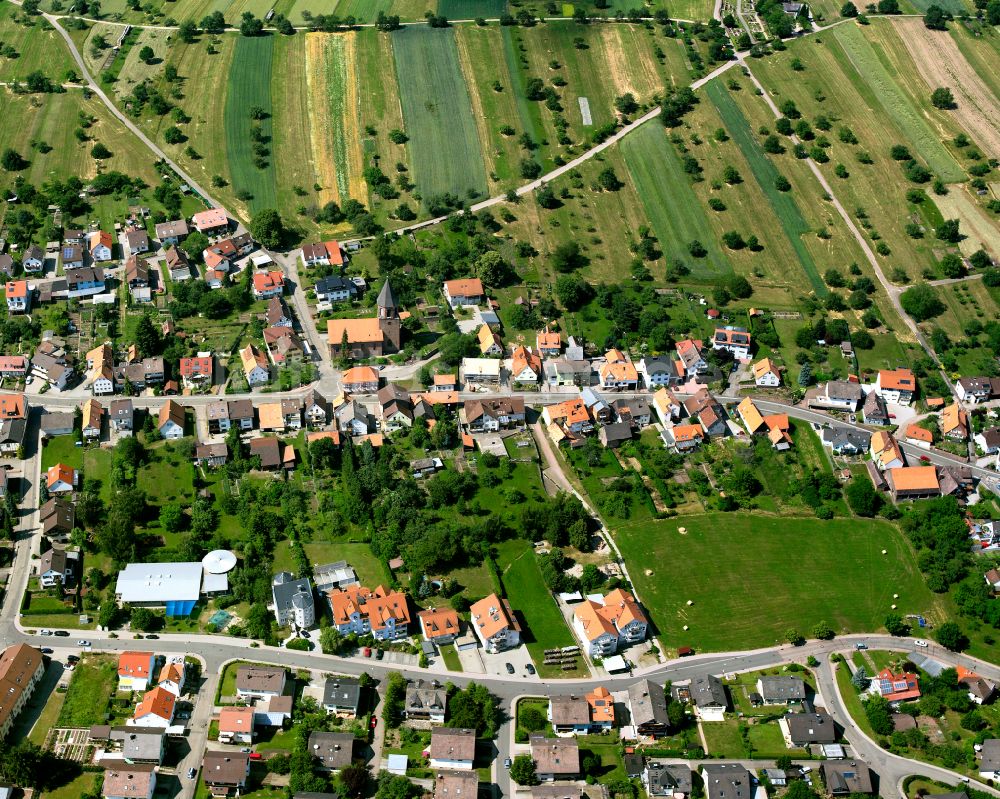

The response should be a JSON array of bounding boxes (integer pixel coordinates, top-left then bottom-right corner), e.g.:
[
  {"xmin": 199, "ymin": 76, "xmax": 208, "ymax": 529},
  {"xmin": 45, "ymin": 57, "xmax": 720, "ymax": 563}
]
[
  {"xmin": 615, "ymin": 513, "xmax": 946, "ymax": 652},
  {"xmin": 934, "ymin": 188, "xmax": 1000, "ymax": 259},
  {"xmin": 438, "ymin": 0, "xmax": 506, "ymax": 16},
  {"xmin": 111, "ymin": 27, "xmax": 173, "ymax": 101},
  {"xmin": 949, "ymin": 21, "xmax": 1000, "ymax": 105},
  {"xmin": 392, "ymin": 26, "xmax": 488, "ymax": 205},
  {"xmin": 0, "ymin": 7, "xmax": 76, "ymax": 83}
]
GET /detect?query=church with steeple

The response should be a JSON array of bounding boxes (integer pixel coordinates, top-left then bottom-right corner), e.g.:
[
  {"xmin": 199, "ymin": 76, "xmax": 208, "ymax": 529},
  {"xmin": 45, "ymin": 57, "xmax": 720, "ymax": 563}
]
[{"xmin": 326, "ymin": 279, "xmax": 402, "ymax": 360}]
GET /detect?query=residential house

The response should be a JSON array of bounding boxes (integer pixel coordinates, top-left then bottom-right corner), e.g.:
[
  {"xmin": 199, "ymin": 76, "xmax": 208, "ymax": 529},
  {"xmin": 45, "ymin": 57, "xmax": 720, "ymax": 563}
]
[
  {"xmin": 240, "ymin": 344, "xmax": 270, "ymax": 387},
  {"xmin": 904, "ymin": 424, "xmax": 934, "ymax": 450},
  {"xmin": 164, "ymin": 248, "xmax": 191, "ymax": 281},
  {"xmin": 271, "ymin": 573, "xmax": 315, "ymax": 628},
  {"xmin": 5, "ymin": 280, "xmax": 30, "ymax": 314},
  {"xmin": 443, "ymin": 278, "xmax": 485, "ymax": 308},
  {"xmin": 108, "ymin": 728, "xmax": 166, "ymax": 765},
  {"xmin": 572, "ymin": 588, "xmax": 647, "ymax": 657},
  {"xmin": 873, "ymin": 668, "xmax": 920, "ymax": 704},
  {"xmin": 434, "ymin": 770, "xmax": 478, "ymax": 799},
  {"xmin": 628, "ymin": 679, "xmax": 670, "ymax": 737},
  {"xmin": 810, "ymin": 381, "xmax": 863, "ymax": 412},
  {"xmin": 218, "ymin": 706, "xmax": 255, "ymax": 745},
  {"xmin": 179, "ymin": 355, "xmax": 213, "ymax": 389},
  {"xmin": 820, "ymin": 762, "xmax": 873, "ymax": 796},
  {"xmin": 870, "ymin": 431, "xmax": 904, "ymax": 471},
  {"xmin": 957, "ymin": 666, "xmax": 996, "ymax": 705},
  {"xmin": 477, "ymin": 324, "xmax": 503, "ymax": 357},
  {"xmin": 418, "ymin": 607, "xmax": 461, "ymax": 645},
  {"xmin": 941, "ymin": 403, "xmax": 969, "ymax": 440},
  {"xmin": 544, "ymin": 358, "xmax": 593, "ymax": 388},
  {"xmin": 102, "ymin": 765, "xmax": 156, "ymax": 799},
  {"xmin": 600, "ymin": 349, "xmax": 639, "ymax": 391},
  {"xmin": 108, "ymin": 399, "xmax": 134, "ymax": 436},
  {"xmin": 0, "ymin": 254, "xmax": 11, "ymax": 277},
  {"xmin": 254, "ymin": 695, "xmax": 293, "ymax": 728},
  {"xmin": 124, "ymin": 228, "xmax": 149, "ymax": 255},
  {"xmin": 251, "ymin": 270, "xmax": 284, "ymax": 300},
  {"xmin": 530, "ymin": 736, "xmax": 580, "ymax": 782},
  {"xmin": 700, "ymin": 765, "xmax": 756, "ymax": 799},
  {"xmin": 667, "ymin": 423, "xmax": 705, "ymax": 453},
  {"xmin": 314, "ymin": 275, "xmax": 356, "ymax": 304},
  {"xmin": 191, "ymin": 209, "xmax": 230, "ymax": 236},
  {"xmin": 378, "ymin": 384, "xmax": 414, "ymax": 431},
  {"xmin": 341, "ymin": 366, "xmax": 379, "ymax": 394},
  {"xmin": 737, "ymin": 397, "xmax": 767, "ymax": 435},
  {"xmin": 712, "ymin": 326, "xmax": 752, "ymax": 359},
  {"xmin": 266, "ymin": 297, "xmax": 293, "ymax": 328},
  {"xmin": 85, "ymin": 343, "xmax": 115, "ymax": 396},
  {"xmin": 89, "ymin": 231, "xmax": 114, "ymax": 262},
  {"xmin": 157, "ymin": 662, "xmax": 185, "ymax": 697},
  {"xmin": 821, "ymin": 427, "xmax": 870, "ymax": 455},
  {"xmin": 337, "ymin": 401, "xmax": 374, "ymax": 437},
  {"xmin": 235, "ymin": 666, "xmax": 287, "ymax": 700},
  {"xmin": 302, "ymin": 390, "xmax": 331, "ymax": 426},
  {"xmin": 586, "ymin": 686, "xmax": 614, "ymax": 731},
  {"xmin": 202, "ymin": 751, "xmax": 250, "ymax": 797},
  {"xmin": 638, "ymin": 356, "xmax": 684, "ymax": 393},
  {"xmin": 130, "ymin": 687, "xmax": 175, "ymax": 728},
  {"xmin": 31, "ymin": 352, "xmax": 70, "ymax": 389},
  {"xmin": 326, "ymin": 281, "xmax": 402, "ymax": 360},
  {"xmin": 542, "ymin": 397, "xmax": 593, "ymax": 438},
  {"xmin": 158, "ymin": 401, "xmax": 185, "ymax": 439},
  {"xmin": 975, "ymin": 427, "xmax": 1000, "ymax": 456},
  {"xmin": 194, "ymin": 442, "xmax": 229, "ymax": 468},
  {"xmin": 645, "ymin": 762, "xmax": 692, "ymax": 798},
  {"xmin": 875, "ymin": 368, "xmax": 916, "ymax": 405},
  {"xmin": 301, "ymin": 241, "xmax": 344, "ymax": 268},
  {"xmin": 956, "ymin": 377, "xmax": 999, "ymax": 405},
  {"xmin": 980, "ymin": 739, "xmax": 1000, "ymax": 779},
  {"xmin": 536, "ymin": 330, "xmax": 562, "ymax": 357},
  {"xmin": 756, "ymin": 676, "xmax": 807, "ymax": 705},
  {"xmin": 40, "ymin": 498, "xmax": 74, "ymax": 539},
  {"xmin": 862, "ymin": 391, "xmax": 889, "ymax": 426},
  {"xmin": 510, "ymin": 346, "xmax": 542, "ymax": 384},
  {"xmin": 689, "ymin": 675, "xmax": 728, "ymax": 721},
  {"xmin": 685, "ymin": 388, "xmax": 727, "ymax": 437},
  {"xmin": 250, "ymin": 437, "xmax": 295, "ymax": 470},
  {"xmin": 118, "ymin": 652, "xmax": 157, "ymax": 692},
  {"xmin": 38, "ymin": 546, "xmax": 77, "ymax": 588},
  {"xmin": 23, "ymin": 245, "xmax": 44, "ymax": 273},
  {"xmin": 61, "ymin": 244, "xmax": 84, "ymax": 270},
  {"xmin": 753, "ymin": 358, "xmax": 781, "ymax": 387},
  {"xmin": 0, "ymin": 644, "xmax": 46, "ymax": 738},
  {"xmin": 0, "ymin": 356, "xmax": 29, "ymax": 379},
  {"xmin": 322, "ymin": 677, "xmax": 362, "ymax": 717},
  {"xmin": 652, "ymin": 387, "xmax": 683, "ymax": 425},
  {"xmin": 986, "ymin": 569, "xmax": 1000, "ymax": 592},
  {"xmin": 780, "ymin": 712, "xmax": 837, "ymax": 747},
  {"xmin": 433, "ymin": 374, "xmax": 457, "ymax": 392},
  {"xmin": 469, "ymin": 593, "xmax": 520, "ymax": 653},
  {"xmin": 406, "ymin": 680, "xmax": 447, "ymax": 723},
  {"xmin": 613, "ymin": 397, "xmax": 652, "ymax": 428},
  {"xmin": 548, "ymin": 696, "xmax": 591, "ymax": 735},
  {"xmin": 462, "ymin": 358, "xmax": 502, "ymax": 386},
  {"xmin": 308, "ymin": 732, "xmax": 355, "ymax": 773},
  {"xmin": 765, "ymin": 414, "xmax": 792, "ymax": 451},
  {"xmin": 430, "ymin": 728, "xmax": 475, "ymax": 771},
  {"xmin": 675, "ymin": 339, "xmax": 708, "ymax": 380},
  {"xmin": 154, "ymin": 219, "xmax": 189, "ymax": 245},
  {"xmin": 464, "ymin": 397, "xmax": 525, "ymax": 433},
  {"xmin": 46, "ymin": 463, "xmax": 78, "ymax": 494},
  {"xmin": 328, "ymin": 584, "xmax": 410, "ymax": 640},
  {"xmin": 125, "ymin": 256, "xmax": 149, "ymax": 289},
  {"xmin": 887, "ymin": 466, "xmax": 940, "ymax": 502}
]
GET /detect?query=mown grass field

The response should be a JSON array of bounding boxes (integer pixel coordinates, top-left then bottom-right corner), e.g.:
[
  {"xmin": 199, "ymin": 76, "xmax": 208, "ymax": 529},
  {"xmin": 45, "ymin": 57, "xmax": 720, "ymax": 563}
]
[
  {"xmin": 392, "ymin": 26, "xmax": 488, "ymax": 204},
  {"xmin": 950, "ymin": 22, "xmax": 1000, "ymax": 104},
  {"xmin": 112, "ymin": 28, "xmax": 172, "ymax": 101},
  {"xmin": 926, "ymin": 278, "xmax": 1000, "ymax": 344},
  {"xmin": 0, "ymin": 7, "xmax": 75, "ymax": 83},
  {"xmin": 438, "ymin": 0, "xmax": 506, "ymax": 15},
  {"xmin": 616, "ymin": 513, "xmax": 945, "ymax": 652},
  {"xmin": 621, "ymin": 122, "xmax": 732, "ymax": 280},
  {"xmin": 224, "ymin": 35, "xmax": 277, "ymax": 212},
  {"xmin": 831, "ymin": 23, "xmax": 964, "ymax": 183},
  {"xmin": 706, "ymin": 79, "xmax": 827, "ymax": 296}
]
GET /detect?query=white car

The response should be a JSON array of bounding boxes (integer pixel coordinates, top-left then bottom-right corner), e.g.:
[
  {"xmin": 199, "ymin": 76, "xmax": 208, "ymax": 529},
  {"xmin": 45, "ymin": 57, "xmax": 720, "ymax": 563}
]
[
  {"xmin": 914, "ymin": 639, "xmax": 928, "ymax": 648},
  {"xmin": 77, "ymin": 639, "xmax": 92, "ymax": 647},
  {"xmin": 39, "ymin": 629, "xmax": 53, "ymax": 636}
]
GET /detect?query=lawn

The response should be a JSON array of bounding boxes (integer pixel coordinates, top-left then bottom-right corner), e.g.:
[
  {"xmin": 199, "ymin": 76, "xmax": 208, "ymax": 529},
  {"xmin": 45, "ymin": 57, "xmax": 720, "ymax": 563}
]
[
  {"xmin": 621, "ymin": 122, "xmax": 733, "ymax": 280},
  {"xmin": 28, "ymin": 684, "xmax": 66, "ymax": 745},
  {"xmin": 615, "ymin": 513, "xmax": 945, "ymax": 652},
  {"xmin": 38, "ymin": 772, "xmax": 103, "ymax": 799},
  {"xmin": 706, "ymin": 79, "xmax": 826, "ymax": 296},
  {"xmin": 56, "ymin": 654, "xmax": 118, "ymax": 728},
  {"xmin": 41, "ymin": 439, "xmax": 114, "ymax": 502},
  {"xmin": 703, "ymin": 717, "xmax": 805, "ymax": 758},
  {"xmin": 501, "ymin": 546, "xmax": 577, "ymax": 677},
  {"xmin": 224, "ymin": 34, "xmax": 277, "ymax": 213},
  {"xmin": 701, "ymin": 720, "xmax": 747, "ymax": 757},
  {"xmin": 439, "ymin": 643, "xmax": 462, "ymax": 672},
  {"xmin": 391, "ymin": 26, "xmax": 488, "ymax": 205}
]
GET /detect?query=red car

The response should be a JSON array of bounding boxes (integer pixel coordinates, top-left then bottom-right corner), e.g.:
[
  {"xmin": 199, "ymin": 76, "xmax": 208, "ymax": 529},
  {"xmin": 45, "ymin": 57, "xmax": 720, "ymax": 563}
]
[
  {"xmin": 363, "ymin": 647, "xmax": 372, "ymax": 658},
  {"xmin": 249, "ymin": 753, "xmax": 263, "ymax": 761},
  {"xmin": 370, "ymin": 717, "xmax": 378, "ymax": 729},
  {"xmin": 920, "ymin": 455, "xmax": 931, "ymax": 463}
]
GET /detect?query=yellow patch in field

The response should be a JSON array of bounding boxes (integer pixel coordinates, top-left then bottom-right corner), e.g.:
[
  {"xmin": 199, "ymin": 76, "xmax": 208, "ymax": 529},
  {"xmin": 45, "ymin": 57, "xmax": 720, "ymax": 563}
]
[
  {"xmin": 935, "ymin": 188, "xmax": 1000, "ymax": 258},
  {"xmin": 305, "ymin": 33, "xmax": 340, "ymax": 206},
  {"xmin": 340, "ymin": 32, "xmax": 367, "ymax": 203},
  {"xmin": 598, "ymin": 26, "xmax": 660, "ymax": 102}
]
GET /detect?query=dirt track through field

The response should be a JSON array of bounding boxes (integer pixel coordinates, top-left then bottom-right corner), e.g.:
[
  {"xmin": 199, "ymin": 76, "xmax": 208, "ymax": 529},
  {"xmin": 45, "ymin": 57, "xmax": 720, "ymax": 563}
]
[{"xmin": 893, "ymin": 18, "xmax": 1000, "ymax": 158}]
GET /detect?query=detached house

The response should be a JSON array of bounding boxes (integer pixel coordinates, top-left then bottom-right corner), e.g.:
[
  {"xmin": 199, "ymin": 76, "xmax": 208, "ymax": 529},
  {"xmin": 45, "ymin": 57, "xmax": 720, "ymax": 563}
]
[
  {"xmin": 252, "ymin": 270, "xmax": 285, "ymax": 300},
  {"xmin": 328, "ymin": 584, "xmax": 411, "ymax": 640},
  {"xmin": 875, "ymin": 368, "xmax": 916, "ymax": 405},
  {"xmin": 179, "ymin": 355, "xmax": 213, "ymax": 389},
  {"xmin": 862, "ymin": 391, "xmax": 889, "ymax": 426},
  {"xmin": 810, "ymin": 380, "xmax": 863, "ymax": 412},
  {"xmin": 956, "ymin": 377, "xmax": 999, "ymax": 405},
  {"xmin": 675, "ymin": 339, "xmax": 707, "ymax": 379},
  {"xmin": 530, "ymin": 737, "xmax": 580, "ymax": 782},
  {"xmin": 164, "ymin": 247, "xmax": 191, "ymax": 282},
  {"xmin": 405, "ymin": 679, "xmax": 447, "ymax": 723},
  {"xmin": 301, "ymin": 240, "xmax": 344, "ymax": 267},
  {"xmin": 23, "ymin": 245, "xmax": 45, "ymax": 273},
  {"xmin": 536, "ymin": 330, "xmax": 562, "ymax": 357},
  {"xmin": 638, "ymin": 356, "xmax": 682, "ymax": 389},
  {"xmin": 130, "ymin": 686, "xmax": 176, "ymax": 728},
  {"xmin": 753, "ymin": 358, "xmax": 781, "ymax": 387},
  {"xmin": 870, "ymin": 431, "xmax": 904, "ymax": 471},
  {"xmin": 542, "ymin": 397, "xmax": 593, "ymax": 438},
  {"xmin": 430, "ymin": 728, "xmax": 475, "ymax": 771},
  {"xmin": 89, "ymin": 231, "xmax": 114, "ymax": 262},
  {"xmin": 118, "ymin": 652, "xmax": 156, "ymax": 692},
  {"xmin": 302, "ymin": 389, "xmax": 331, "ymax": 426},
  {"xmin": 341, "ymin": 366, "xmax": 379, "ymax": 394},
  {"xmin": 46, "ymin": 463, "xmax": 78, "ymax": 494},
  {"xmin": 572, "ymin": 588, "xmax": 647, "ymax": 657},
  {"xmin": 688, "ymin": 674, "xmax": 728, "ymax": 721},
  {"xmin": 418, "ymin": 607, "xmax": 461, "ymax": 645},
  {"xmin": 600, "ymin": 349, "xmax": 639, "ymax": 391},
  {"xmin": 158, "ymin": 400, "xmax": 186, "ymax": 439},
  {"xmin": 82, "ymin": 399, "xmax": 104, "ymax": 440},
  {"xmin": 941, "ymin": 403, "xmax": 968, "ymax": 440},
  {"xmin": 756, "ymin": 676, "xmax": 807, "ymax": 705},
  {"xmin": 154, "ymin": 219, "xmax": 189, "ymax": 245},
  {"xmin": 38, "ymin": 546, "xmax": 77, "ymax": 588},
  {"xmin": 443, "ymin": 278, "xmax": 485, "ymax": 308},
  {"xmin": 712, "ymin": 326, "xmax": 752, "ymax": 359},
  {"xmin": 218, "ymin": 706, "xmax": 255, "ymax": 745},
  {"xmin": 627, "ymin": 679, "xmax": 670, "ymax": 737},
  {"xmin": 191, "ymin": 208, "xmax": 229, "ymax": 236},
  {"xmin": 510, "ymin": 346, "xmax": 542, "ymax": 384},
  {"xmin": 5, "ymin": 280, "xmax": 30, "ymax": 314},
  {"xmin": 477, "ymin": 324, "xmax": 503, "ymax": 357},
  {"xmin": 240, "ymin": 344, "xmax": 270, "ymax": 387},
  {"xmin": 124, "ymin": 228, "xmax": 149, "ymax": 255},
  {"xmin": 314, "ymin": 275, "xmax": 357, "ymax": 304},
  {"xmin": 469, "ymin": 593, "xmax": 520, "ymax": 653},
  {"xmin": 873, "ymin": 668, "xmax": 920, "ymax": 704},
  {"xmin": 652, "ymin": 387, "xmax": 683, "ymax": 425},
  {"xmin": 463, "ymin": 397, "xmax": 525, "ymax": 433}
]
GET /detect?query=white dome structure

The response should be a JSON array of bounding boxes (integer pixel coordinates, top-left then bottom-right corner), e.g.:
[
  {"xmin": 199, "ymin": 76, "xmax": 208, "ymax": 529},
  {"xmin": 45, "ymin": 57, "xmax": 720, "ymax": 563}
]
[{"xmin": 202, "ymin": 549, "xmax": 237, "ymax": 575}]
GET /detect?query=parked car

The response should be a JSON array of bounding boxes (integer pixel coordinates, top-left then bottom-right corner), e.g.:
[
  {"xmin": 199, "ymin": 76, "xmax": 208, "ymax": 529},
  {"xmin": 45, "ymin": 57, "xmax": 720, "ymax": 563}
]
[
  {"xmin": 370, "ymin": 717, "xmax": 378, "ymax": 729},
  {"xmin": 40, "ymin": 648, "xmax": 53, "ymax": 654},
  {"xmin": 375, "ymin": 649, "xmax": 384, "ymax": 660},
  {"xmin": 914, "ymin": 639, "xmax": 929, "ymax": 648},
  {"xmin": 146, "ymin": 634, "xmax": 159, "ymax": 639},
  {"xmin": 187, "ymin": 768, "xmax": 196, "ymax": 780},
  {"xmin": 363, "ymin": 647, "xmax": 372, "ymax": 657},
  {"xmin": 504, "ymin": 759, "xmax": 512, "ymax": 769},
  {"xmin": 249, "ymin": 753, "xmax": 262, "ymax": 761},
  {"xmin": 505, "ymin": 662, "xmax": 515, "ymax": 674},
  {"xmin": 525, "ymin": 664, "xmax": 535, "ymax": 675},
  {"xmin": 38, "ymin": 629, "xmax": 53, "ymax": 637},
  {"xmin": 54, "ymin": 631, "xmax": 70, "ymax": 637},
  {"xmin": 855, "ymin": 642, "xmax": 868, "ymax": 650},
  {"xmin": 66, "ymin": 655, "xmax": 79, "ymax": 663}
]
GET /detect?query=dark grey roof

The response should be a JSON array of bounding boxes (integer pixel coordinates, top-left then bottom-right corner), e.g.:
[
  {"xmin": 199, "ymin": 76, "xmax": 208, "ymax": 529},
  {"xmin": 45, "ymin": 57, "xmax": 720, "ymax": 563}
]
[
  {"xmin": 826, "ymin": 381, "xmax": 864, "ymax": 401},
  {"xmin": 110, "ymin": 727, "xmax": 165, "ymax": 762},
  {"xmin": 40, "ymin": 411, "xmax": 75, "ymax": 434},
  {"xmin": 783, "ymin": 712, "xmax": 836, "ymax": 744},
  {"xmin": 820, "ymin": 762, "xmax": 872, "ymax": 795},
  {"xmin": 647, "ymin": 762, "xmax": 692, "ymax": 796},
  {"xmin": 691, "ymin": 675, "xmax": 728, "ymax": 709},
  {"xmin": 322, "ymin": 677, "xmax": 361, "ymax": 711},
  {"xmin": 406, "ymin": 679, "xmax": 447, "ymax": 715},
  {"xmin": 377, "ymin": 279, "xmax": 398, "ymax": 310},
  {"xmin": 315, "ymin": 275, "xmax": 355, "ymax": 294},
  {"xmin": 0, "ymin": 418, "xmax": 27, "ymax": 447},
  {"xmin": 822, "ymin": 427, "xmax": 871, "ymax": 451},
  {"xmin": 309, "ymin": 732, "xmax": 355, "ymax": 770},
  {"xmin": 701, "ymin": 764, "xmax": 755, "ymax": 799},
  {"xmin": 758, "ymin": 675, "xmax": 807, "ymax": 702},
  {"xmin": 272, "ymin": 575, "xmax": 313, "ymax": 616},
  {"xmin": 628, "ymin": 679, "xmax": 669, "ymax": 728}
]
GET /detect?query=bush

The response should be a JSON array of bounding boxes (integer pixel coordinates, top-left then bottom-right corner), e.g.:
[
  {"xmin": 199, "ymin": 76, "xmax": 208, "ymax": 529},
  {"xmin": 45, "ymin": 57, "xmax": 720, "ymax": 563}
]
[{"xmin": 900, "ymin": 283, "xmax": 944, "ymax": 321}]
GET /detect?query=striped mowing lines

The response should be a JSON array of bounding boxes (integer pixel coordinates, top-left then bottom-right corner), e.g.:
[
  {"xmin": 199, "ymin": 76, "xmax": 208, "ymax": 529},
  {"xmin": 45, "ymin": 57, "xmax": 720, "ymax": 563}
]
[
  {"xmin": 224, "ymin": 35, "xmax": 277, "ymax": 213},
  {"xmin": 706, "ymin": 79, "xmax": 828, "ymax": 296},
  {"xmin": 831, "ymin": 24, "xmax": 964, "ymax": 183},
  {"xmin": 620, "ymin": 123, "xmax": 733, "ymax": 280},
  {"xmin": 392, "ymin": 26, "xmax": 488, "ymax": 204}
]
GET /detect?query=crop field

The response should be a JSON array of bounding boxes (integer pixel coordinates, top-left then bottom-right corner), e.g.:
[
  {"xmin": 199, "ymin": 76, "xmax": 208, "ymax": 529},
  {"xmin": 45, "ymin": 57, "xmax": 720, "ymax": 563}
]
[
  {"xmin": 616, "ymin": 513, "xmax": 945, "ymax": 652},
  {"xmin": 438, "ymin": 0, "xmax": 506, "ymax": 16},
  {"xmin": 392, "ymin": 27, "xmax": 488, "ymax": 205},
  {"xmin": 621, "ymin": 123, "xmax": 733, "ymax": 280},
  {"xmin": 0, "ymin": 8, "xmax": 75, "ymax": 83},
  {"xmin": 903, "ymin": 0, "xmax": 967, "ymax": 13},
  {"xmin": 224, "ymin": 35, "xmax": 277, "ymax": 213},
  {"xmin": 934, "ymin": 189, "xmax": 1000, "ymax": 258},
  {"xmin": 305, "ymin": 33, "xmax": 365, "ymax": 206},
  {"xmin": 892, "ymin": 18, "xmax": 1000, "ymax": 159},
  {"xmin": 706, "ymin": 80, "xmax": 827, "ymax": 296},
  {"xmin": 950, "ymin": 23, "xmax": 1000, "ymax": 104},
  {"xmin": 355, "ymin": 28, "xmax": 410, "ymax": 222},
  {"xmin": 831, "ymin": 23, "xmax": 964, "ymax": 183}
]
